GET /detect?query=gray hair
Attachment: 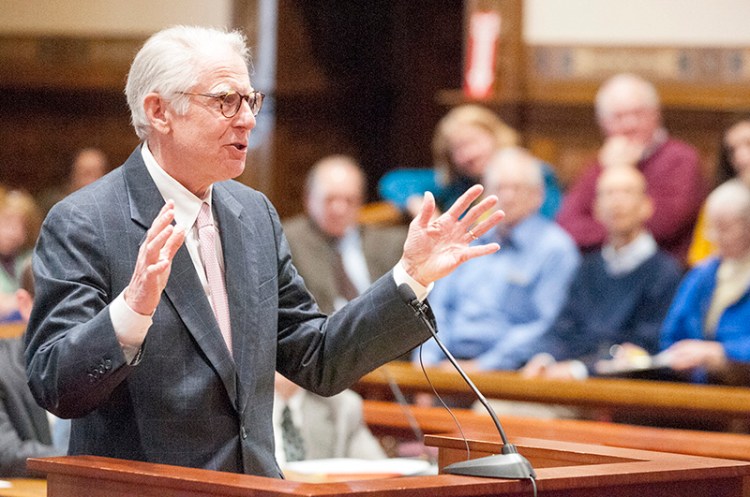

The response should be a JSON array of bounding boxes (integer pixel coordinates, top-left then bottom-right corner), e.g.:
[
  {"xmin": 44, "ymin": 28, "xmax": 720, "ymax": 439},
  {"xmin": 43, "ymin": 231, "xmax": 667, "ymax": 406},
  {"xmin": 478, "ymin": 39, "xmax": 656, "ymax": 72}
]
[
  {"xmin": 706, "ymin": 178, "xmax": 750, "ymax": 221},
  {"xmin": 483, "ymin": 146, "xmax": 544, "ymax": 189},
  {"xmin": 595, "ymin": 73, "xmax": 660, "ymax": 123},
  {"xmin": 305, "ymin": 154, "xmax": 366, "ymax": 197},
  {"xmin": 125, "ymin": 25, "xmax": 251, "ymax": 140}
]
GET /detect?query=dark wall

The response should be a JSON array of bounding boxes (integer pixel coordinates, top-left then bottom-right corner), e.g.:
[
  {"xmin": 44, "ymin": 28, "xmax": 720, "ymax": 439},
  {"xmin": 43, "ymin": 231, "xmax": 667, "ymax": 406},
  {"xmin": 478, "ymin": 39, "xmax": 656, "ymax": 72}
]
[
  {"xmin": 0, "ymin": 3, "xmax": 464, "ymax": 218},
  {"xmin": 274, "ymin": 1, "xmax": 463, "ymax": 214}
]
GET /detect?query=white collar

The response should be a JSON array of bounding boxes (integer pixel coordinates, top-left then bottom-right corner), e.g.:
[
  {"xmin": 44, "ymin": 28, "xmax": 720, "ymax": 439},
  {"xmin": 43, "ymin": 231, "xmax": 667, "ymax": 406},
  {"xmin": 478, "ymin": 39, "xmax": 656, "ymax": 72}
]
[
  {"xmin": 601, "ymin": 231, "xmax": 657, "ymax": 276},
  {"xmin": 140, "ymin": 142, "xmax": 212, "ymax": 231}
]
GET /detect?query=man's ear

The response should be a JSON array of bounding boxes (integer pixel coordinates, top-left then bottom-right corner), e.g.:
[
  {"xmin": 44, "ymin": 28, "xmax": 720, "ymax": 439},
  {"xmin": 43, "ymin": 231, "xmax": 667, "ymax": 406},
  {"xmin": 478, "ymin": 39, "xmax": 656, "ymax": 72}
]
[{"xmin": 143, "ymin": 93, "xmax": 171, "ymax": 135}]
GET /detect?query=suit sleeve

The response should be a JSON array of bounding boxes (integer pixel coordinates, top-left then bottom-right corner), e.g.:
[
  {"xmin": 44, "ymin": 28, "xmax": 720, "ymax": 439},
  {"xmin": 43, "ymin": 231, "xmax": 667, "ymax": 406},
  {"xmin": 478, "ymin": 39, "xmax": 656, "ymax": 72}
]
[
  {"xmin": 265, "ymin": 197, "xmax": 432, "ymax": 397},
  {"xmin": 25, "ymin": 201, "xmax": 133, "ymax": 419}
]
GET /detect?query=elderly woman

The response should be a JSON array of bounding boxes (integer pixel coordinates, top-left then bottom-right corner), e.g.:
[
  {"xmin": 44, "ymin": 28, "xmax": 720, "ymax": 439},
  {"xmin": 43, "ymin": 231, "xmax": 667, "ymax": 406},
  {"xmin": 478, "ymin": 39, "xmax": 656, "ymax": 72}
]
[
  {"xmin": 688, "ymin": 117, "xmax": 750, "ymax": 265},
  {"xmin": 657, "ymin": 179, "xmax": 750, "ymax": 384}
]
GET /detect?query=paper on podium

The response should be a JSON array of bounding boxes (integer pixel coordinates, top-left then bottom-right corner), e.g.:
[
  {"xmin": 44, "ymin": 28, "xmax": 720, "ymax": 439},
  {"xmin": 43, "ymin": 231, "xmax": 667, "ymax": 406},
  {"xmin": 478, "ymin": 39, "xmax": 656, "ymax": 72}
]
[
  {"xmin": 0, "ymin": 480, "xmax": 10, "ymax": 488},
  {"xmin": 283, "ymin": 458, "xmax": 435, "ymax": 482}
]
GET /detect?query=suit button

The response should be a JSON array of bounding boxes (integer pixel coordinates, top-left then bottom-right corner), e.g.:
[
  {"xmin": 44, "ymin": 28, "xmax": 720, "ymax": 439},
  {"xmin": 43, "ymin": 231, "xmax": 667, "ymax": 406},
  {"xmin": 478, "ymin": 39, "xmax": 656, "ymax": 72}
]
[
  {"xmin": 104, "ymin": 359, "xmax": 112, "ymax": 370},
  {"xmin": 240, "ymin": 426, "xmax": 247, "ymax": 439}
]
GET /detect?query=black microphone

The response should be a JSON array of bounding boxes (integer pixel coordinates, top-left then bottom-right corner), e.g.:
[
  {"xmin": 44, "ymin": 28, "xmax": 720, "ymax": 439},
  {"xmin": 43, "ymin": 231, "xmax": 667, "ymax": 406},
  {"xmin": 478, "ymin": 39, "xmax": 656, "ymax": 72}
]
[{"xmin": 397, "ymin": 283, "xmax": 536, "ymax": 480}]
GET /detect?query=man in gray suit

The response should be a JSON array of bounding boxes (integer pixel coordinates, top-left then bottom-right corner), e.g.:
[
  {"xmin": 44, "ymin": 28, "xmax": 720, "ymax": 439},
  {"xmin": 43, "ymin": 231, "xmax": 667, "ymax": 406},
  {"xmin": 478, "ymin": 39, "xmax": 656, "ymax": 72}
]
[
  {"xmin": 284, "ymin": 155, "xmax": 407, "ymax": 314},
  {"xmin": 273, "ymin": 373, "xmax": 385, "ymax": 465},
  {"xmin": 25, "ymin": 26, "xmax": 502, "ymax": 477}
]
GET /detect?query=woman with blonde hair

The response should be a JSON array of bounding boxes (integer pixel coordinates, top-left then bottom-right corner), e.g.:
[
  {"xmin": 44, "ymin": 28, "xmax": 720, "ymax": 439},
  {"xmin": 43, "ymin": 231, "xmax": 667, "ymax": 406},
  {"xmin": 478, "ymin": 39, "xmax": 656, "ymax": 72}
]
[
  {"xmin": 0, "ymin": 188, "xmax": 42, "ymax": 321},
  {"xmin": 379, "ymin": 104, "xmax": 562, "ymax": 218}
]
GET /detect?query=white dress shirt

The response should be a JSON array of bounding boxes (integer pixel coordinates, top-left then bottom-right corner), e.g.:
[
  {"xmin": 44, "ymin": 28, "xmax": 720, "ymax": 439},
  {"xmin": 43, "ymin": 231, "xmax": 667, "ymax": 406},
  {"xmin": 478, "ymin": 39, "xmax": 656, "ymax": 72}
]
[{"xmin": 110, "ymin": 143, "xmax": 429, "ymax": 362}]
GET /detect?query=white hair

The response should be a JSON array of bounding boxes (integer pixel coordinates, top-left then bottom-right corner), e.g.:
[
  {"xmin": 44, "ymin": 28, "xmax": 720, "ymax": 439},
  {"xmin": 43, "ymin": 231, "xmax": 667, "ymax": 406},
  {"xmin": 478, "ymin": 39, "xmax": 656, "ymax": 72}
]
[
  {"xmin": 595, "ymin": 73, "xmax": 660, "ymax": 123},
  {"xmin": 125, "ymin": 25, "xmax": 251, "ymax": 140},
  {"xmin": 706, "ymin": 179, "xmax": 750, "ymax": 221},
  {"xmin": 483, "ymin": 146, "xmax": 544, "ymax": 188}
]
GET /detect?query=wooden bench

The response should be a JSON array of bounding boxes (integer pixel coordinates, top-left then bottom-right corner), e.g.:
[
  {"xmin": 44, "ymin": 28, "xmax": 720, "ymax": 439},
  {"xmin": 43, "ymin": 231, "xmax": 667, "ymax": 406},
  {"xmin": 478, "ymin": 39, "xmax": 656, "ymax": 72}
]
[{"xmin": 355, "ymin": 362, "xmax": 750, "ymax": 431}]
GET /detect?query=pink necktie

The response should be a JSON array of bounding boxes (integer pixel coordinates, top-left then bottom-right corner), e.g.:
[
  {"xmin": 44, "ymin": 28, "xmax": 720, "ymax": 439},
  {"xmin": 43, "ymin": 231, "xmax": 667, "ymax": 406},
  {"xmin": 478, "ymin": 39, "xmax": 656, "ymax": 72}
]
[{"xmin": 196, "ymin": 202, "xmax": 232, "ymax": 354}]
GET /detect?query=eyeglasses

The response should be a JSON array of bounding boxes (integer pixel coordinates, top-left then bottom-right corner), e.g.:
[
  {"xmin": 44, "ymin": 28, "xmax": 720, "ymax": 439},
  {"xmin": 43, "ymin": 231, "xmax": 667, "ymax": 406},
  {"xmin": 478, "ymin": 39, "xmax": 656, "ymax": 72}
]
[{"xmin": 178, "ymin": 90, "xmax": 265, "ymax": 118}]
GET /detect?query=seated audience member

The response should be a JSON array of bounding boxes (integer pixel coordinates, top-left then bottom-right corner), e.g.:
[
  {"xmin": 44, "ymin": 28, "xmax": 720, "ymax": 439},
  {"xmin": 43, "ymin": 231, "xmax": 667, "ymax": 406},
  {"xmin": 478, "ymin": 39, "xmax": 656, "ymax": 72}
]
[
  {"xmin": 0, "ymin": 262, "xmax": 65, "ymax": 477},
  {"xmin": 0, "ymin": 190, "xmax": 42, "ymax": 322},
  {"xmin": 38, "ymin": 147, "xmax": 109, "ymax": 214},
  {"xmin": 688, "ymin": 118, "xmax": 750, "ymax": 265},
  {"xmin": 273, "ymin": 373, "xmax": 386, "ymax": 466},
  {"xmin": 378, "ymin": 104, "xmax": 562, "ymax": 220},
  {"xmin": 607, "ymin": 180, "xmax": 750, "ymax": 385},
  {"xmin": 283, "ymin": 155, "xmax": 407, "ymax": 314},
  {"xmin": 415, "ymin": 147, "xmax": 580, "ymax": 372},
  {"xmin": 556, "ymin": 73, "xmax": 706, "ymax": 264},
  {"xmin": 522, "ymin": 166, "xmax": 683, "ymax": 379}
]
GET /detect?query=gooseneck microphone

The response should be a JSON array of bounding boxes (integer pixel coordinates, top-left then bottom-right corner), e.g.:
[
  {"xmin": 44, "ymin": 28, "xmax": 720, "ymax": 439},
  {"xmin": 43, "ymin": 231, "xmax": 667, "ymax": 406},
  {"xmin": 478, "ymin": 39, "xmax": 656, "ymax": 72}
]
[{"xmin": 397, "ymin": 283, "xmax": 536, "ymax": 480}]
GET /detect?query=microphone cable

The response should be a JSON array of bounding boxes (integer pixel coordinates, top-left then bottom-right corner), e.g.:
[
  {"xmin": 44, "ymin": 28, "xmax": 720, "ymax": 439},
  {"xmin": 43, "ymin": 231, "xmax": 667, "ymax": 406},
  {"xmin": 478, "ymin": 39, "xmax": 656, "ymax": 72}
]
[
  {"xmin": 417, "ymin": 345, "xmax": 472, "ymax": 460},
  {"xmin": 398, "ymin": 284, "xmax": 536, "ymax": 495},
  {"xmin": 418, "ymin": 345, "xmax": 538, "ymax": 497}
]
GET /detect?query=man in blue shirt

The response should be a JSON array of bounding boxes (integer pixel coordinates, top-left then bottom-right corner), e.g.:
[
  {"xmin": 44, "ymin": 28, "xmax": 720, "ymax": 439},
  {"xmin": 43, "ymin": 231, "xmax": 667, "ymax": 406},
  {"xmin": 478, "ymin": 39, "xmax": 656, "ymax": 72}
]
[{"xmin": 415, "ymin": 147, "xmax": 580, "ymax": 372}]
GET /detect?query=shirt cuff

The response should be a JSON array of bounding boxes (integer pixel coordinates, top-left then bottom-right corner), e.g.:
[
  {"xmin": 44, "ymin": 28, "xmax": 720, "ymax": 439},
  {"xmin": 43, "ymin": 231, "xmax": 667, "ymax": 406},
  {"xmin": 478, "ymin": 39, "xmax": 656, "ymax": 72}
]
[
  {"xmin": 110, "ymin": 290, "xmax": 153, "ymax": 364},
  {"xmin": 393, "ymin": 262, "xmax": 433, "ymax": 302}
]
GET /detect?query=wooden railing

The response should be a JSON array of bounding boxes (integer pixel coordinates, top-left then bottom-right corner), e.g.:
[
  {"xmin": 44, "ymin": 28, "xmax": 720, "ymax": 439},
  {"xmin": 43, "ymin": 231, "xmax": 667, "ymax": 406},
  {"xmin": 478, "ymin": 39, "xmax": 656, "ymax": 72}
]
[
  {"xmin": 355, "ymin": 362, "xmax": 750, "ymax": 430},
  {"xmin": 363, "ymin": 399, "xmax": 750, "ymax": 462},
  {"xmin": 0, "ymin": 322, "xmax": 24, "ymax": 339}
]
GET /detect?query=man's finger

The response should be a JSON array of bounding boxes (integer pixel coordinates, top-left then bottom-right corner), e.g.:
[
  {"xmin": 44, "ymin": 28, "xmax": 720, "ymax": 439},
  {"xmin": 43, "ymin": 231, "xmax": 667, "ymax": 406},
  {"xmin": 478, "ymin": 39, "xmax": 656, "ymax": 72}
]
[
  {"xmin": 459, "ymin": 243, "xmax": 501, "ymax": 263},
  {"xmin": 145, "ymin": 200, "xmax": 176, "ymax": 244},
  {"xmin": 460, "ymin": 194, "xmax": 500, "ymax": 229},
  {"xmin": 145, "ymin": 224, "xmax": 175, "ymax": 264},
  {"xmin": 414, "ymin": 191, "xmax": 436, "ymax": 228},
  {"xmin": 467, "ymin": 210, "xmax": 505, "ymax": 240},
  {"xmin": 160, "ymin": 226, "xmax": 186, "ymax": 262},
  {"xmin": 444, "ymin": 184, "xmax": 484, "ymax": 219}
]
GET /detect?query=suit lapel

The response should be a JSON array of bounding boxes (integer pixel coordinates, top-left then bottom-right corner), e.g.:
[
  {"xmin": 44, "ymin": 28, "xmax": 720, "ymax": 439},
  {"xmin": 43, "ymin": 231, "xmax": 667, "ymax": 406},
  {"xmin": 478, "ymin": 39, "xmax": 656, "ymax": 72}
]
[
  {"xmin": 122, "ymin": 152, "xmax": 238, "ymax": 409},
  {"xmin": 212, "ymin": 184, "xmax": 261, "ymax": 410}
]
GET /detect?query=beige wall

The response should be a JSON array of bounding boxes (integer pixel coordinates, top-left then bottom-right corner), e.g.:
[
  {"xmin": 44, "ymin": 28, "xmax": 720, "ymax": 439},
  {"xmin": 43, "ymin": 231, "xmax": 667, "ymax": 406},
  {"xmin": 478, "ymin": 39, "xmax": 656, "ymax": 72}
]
[
  {"xmin": 0, "ymin": 0, "xmax": 232, "ymax": 36},
  {"xmin": 525, "ymin": 0, "xmax": 750, "ymax": 46}
]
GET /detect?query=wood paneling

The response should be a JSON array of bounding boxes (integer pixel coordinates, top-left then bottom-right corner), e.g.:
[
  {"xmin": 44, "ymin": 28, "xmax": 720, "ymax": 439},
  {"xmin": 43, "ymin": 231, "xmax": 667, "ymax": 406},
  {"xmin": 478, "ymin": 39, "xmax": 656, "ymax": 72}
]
[{"xmin": 2, "ymin": 2, "xmax": 748, "ymax": 219}]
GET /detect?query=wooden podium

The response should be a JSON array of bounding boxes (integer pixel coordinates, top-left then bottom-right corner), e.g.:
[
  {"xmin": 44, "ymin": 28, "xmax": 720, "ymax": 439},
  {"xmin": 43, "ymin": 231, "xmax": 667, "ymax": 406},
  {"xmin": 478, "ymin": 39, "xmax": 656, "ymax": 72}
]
[{"xmin": 29, "ymin": 433, "xmax": 750, "ymax": 497}]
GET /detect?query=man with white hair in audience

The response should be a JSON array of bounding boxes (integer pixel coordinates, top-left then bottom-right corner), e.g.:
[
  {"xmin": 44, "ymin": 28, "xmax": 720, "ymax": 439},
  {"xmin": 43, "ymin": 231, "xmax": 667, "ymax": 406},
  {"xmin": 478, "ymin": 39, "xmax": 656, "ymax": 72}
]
[
  {"xmin": 557, "ymin": 72, "xmax": 706, "ymax": 264},
  {"xmin": 415, "ymin": 147, "xmax": 580, "ymax": 373}
]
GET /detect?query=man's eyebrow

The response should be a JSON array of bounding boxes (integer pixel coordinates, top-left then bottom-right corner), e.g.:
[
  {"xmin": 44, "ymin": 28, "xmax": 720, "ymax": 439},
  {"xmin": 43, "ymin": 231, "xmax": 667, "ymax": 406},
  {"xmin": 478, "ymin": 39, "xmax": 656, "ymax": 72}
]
[{"xmin": 208, "ymin": 83, "xmax": 234, "ymax": 93}]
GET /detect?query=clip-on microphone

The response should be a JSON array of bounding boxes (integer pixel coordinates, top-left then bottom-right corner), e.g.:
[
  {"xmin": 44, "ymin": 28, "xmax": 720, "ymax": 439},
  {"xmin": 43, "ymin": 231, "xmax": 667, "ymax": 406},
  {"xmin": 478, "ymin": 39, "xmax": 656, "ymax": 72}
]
[{"xmin": 398, "ymin": 284, "xmax": 536, "ymax": 480}]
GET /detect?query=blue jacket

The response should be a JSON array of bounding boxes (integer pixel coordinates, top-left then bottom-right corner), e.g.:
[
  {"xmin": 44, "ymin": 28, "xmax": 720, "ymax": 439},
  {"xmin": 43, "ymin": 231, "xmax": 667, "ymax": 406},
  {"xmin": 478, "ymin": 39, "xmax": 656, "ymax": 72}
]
[{"xmin": 661, "ymin": 257, "xmax": 750, "ymax": 379}]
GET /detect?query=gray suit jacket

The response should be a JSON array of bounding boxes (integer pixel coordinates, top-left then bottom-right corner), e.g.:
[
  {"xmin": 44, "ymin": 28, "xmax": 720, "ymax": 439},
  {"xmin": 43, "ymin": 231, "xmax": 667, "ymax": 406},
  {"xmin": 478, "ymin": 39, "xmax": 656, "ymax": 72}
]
[
  {"xmin": 282, "ymin": 216, "xmax": 407, "ymax": 314},
  {"xmin": 298, "ymin": 389, "xmax": 385, "ymax": 461},
  {"xmin": 0, "ymin": 338, "xmax": 61, "ymax": 477},
  {"xmin": 25, "ymin": 147, "xmax": 430, "ymax": 477}
]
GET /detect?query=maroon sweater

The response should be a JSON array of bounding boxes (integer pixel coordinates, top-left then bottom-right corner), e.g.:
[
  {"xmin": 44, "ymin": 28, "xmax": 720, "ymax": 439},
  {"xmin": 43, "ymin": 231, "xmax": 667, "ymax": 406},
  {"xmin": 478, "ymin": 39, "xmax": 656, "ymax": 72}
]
[{"xmin": 557, "ymin": 137, "xmax": 706, "ymax": 264}]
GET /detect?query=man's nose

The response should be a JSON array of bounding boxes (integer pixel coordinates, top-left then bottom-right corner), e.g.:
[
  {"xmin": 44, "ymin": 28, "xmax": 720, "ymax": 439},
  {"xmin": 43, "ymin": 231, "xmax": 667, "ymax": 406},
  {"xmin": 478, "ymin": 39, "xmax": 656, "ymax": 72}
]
[{"xmin": 234, "ymin": 100, "xmax": 257, "ymax": 129}]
